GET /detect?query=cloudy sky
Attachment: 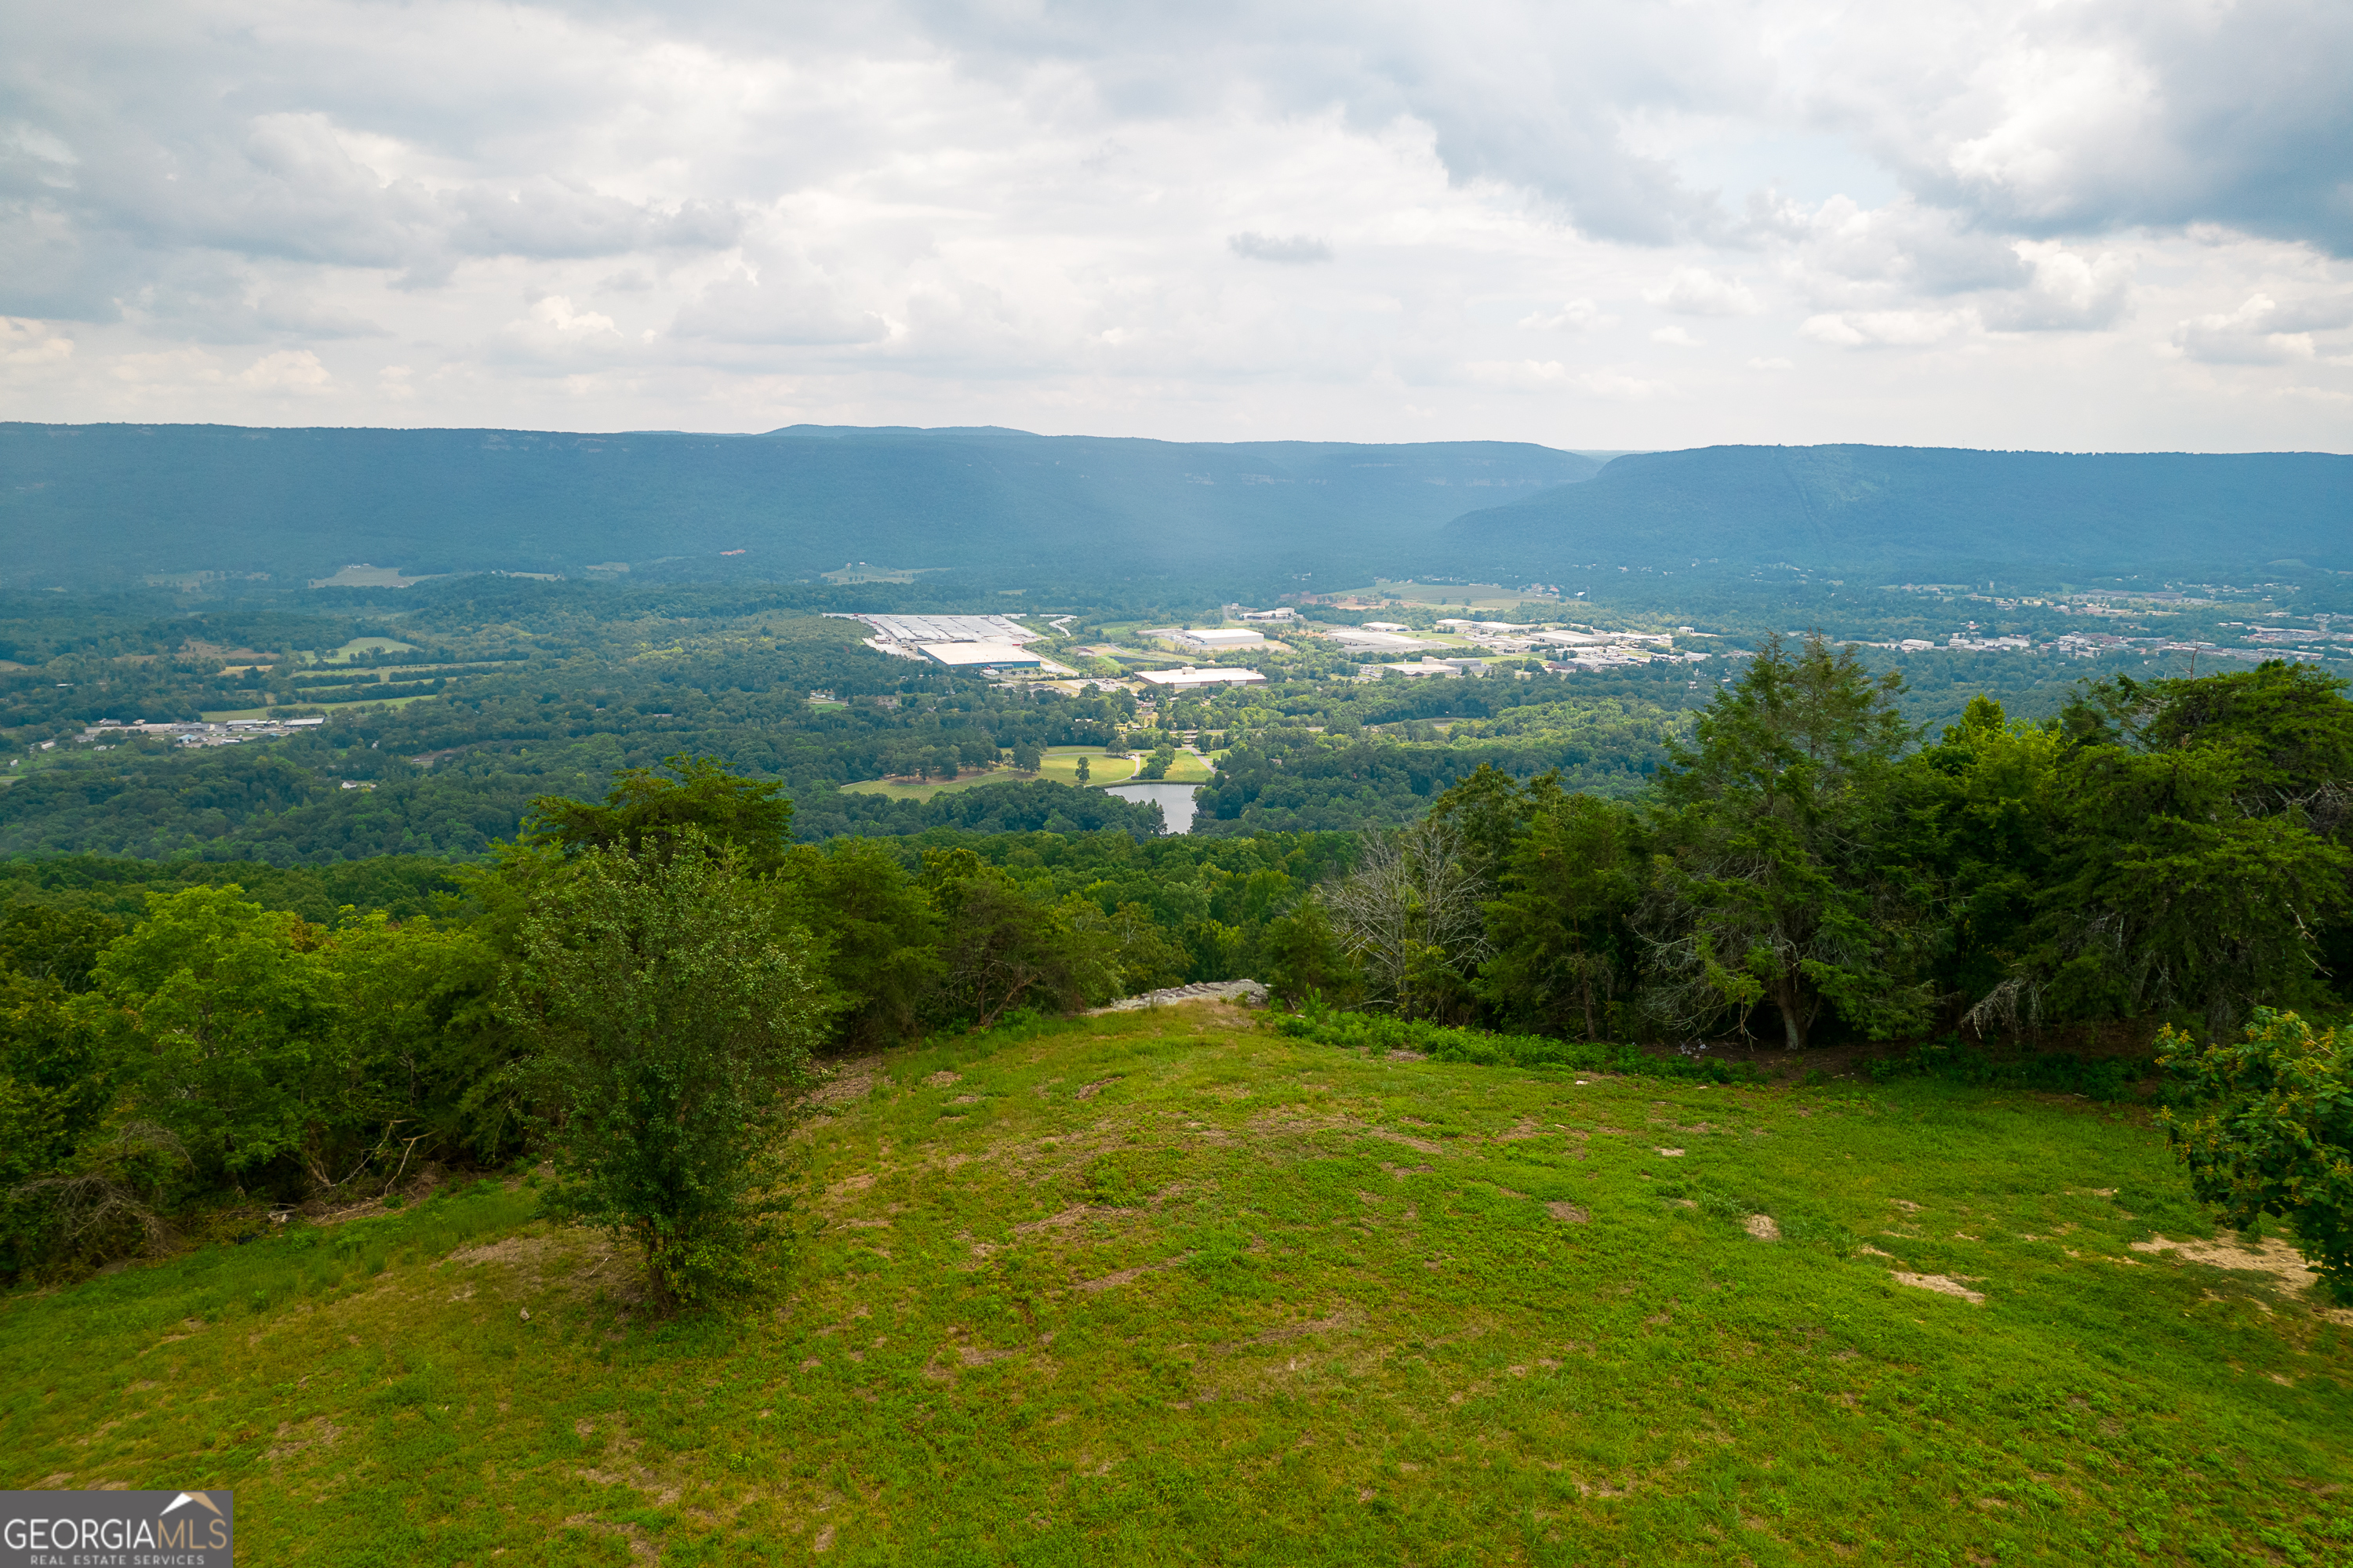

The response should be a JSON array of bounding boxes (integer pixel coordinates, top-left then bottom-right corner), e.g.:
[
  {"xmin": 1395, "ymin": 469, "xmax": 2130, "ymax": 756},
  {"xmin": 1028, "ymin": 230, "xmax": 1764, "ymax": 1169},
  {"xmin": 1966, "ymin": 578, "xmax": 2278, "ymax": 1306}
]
[{"xmin": 4, "ymin": 0, "xmax": 2349, "ymax": 449}]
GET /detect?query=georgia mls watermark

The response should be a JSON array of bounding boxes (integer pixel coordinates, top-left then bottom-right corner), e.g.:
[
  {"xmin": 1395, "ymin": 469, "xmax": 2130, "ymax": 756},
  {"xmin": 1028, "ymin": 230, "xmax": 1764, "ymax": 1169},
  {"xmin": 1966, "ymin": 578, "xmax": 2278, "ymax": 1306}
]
[{"xmin": 1, "ymin": 1490, "xmax": 233, "ymax": 1567}]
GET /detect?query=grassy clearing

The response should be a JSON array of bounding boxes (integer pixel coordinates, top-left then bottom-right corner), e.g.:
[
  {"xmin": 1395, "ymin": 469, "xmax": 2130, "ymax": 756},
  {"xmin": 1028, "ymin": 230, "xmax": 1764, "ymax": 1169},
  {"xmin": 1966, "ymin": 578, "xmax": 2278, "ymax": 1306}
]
[
  {"xmin": 1129, "ymin": 750, "xmax": 1216, "ymax": 784},
  {"xmin": 840, "ymin": 749, "xmax": 1213, "ymax": 799},
  {"xmin": 1329, "ymin": 580, "xmax": 1557, "ymax": 611},
  {"xmin": 5, "ymin": 1008, "xmax": 2349, "ymax": 1564},
  {"xmin": 314, "ymin": 638, "xmax": 421, "ymax": 664},
  {"xmin": 198, "ymin": 694, "xmax": 445, "ymax": 722},
  {"xmin": 1035, "ymin": 748, "xmax": 1140, "ymax": 785},
  {"xmin": 841, "ymin": 767, "xmax": 1046, "ymax": 802}
]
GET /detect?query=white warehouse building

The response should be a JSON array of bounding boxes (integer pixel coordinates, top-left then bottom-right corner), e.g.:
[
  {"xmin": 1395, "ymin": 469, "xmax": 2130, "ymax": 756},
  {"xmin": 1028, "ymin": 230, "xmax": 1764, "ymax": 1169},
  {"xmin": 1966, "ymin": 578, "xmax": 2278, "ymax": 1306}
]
[
  {"xmin": 918, "ymin": 641, "xmax": 1042, "ymax": 669},
  {"xmin": 1176, "ymin": 628, "xmax": 1266, "ymax": 652},
  {"xmin": 1137, "ymin": 666, "xmax": 1267, "ymax": 689}
]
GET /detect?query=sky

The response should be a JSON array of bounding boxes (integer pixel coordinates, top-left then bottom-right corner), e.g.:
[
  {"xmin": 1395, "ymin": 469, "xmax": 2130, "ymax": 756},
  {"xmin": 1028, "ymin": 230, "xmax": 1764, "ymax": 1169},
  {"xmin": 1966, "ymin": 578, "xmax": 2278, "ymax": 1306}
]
[{"xmin": 3, "ymin": 0, "xmax": 2350, "ymax": 450}]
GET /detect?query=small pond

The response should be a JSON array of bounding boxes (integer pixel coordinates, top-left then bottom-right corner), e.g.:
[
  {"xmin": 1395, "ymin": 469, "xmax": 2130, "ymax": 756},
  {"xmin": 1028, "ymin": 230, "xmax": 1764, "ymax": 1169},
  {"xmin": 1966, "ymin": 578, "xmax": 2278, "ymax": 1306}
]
[{"xmin": 1103, "ymin": 780, "xmax": 1201, "ymax": 834}]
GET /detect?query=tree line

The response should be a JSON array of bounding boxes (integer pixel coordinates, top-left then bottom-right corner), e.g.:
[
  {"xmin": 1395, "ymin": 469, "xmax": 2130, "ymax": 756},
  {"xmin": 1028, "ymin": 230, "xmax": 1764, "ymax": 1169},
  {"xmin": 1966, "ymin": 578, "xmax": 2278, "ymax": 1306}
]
[{"xmin": 1264, "ymin": 639, "xmax": 2352, "ymax": 1050}]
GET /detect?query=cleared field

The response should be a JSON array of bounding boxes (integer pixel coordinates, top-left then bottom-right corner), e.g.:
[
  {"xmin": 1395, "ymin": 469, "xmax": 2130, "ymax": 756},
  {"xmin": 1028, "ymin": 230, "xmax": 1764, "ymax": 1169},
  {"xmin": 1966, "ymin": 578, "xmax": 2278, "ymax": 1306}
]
[
  {"xmin": 840, "ymin": 749, "xmax": 1195, "ymax": 799},
  {"xmin": 1328, "ymin": 580, "xmax": 1557, "ymax": 611},
  {"xmin": 1144, "ymin": 749, "xmax": 1216, "ymax": 783},
  {"xmin": 840, "ymin": 766, "xmax": 1043, "ymax": 802},
  {"xmin": 1035, "ymin": 747, "xmax": 1142, "ymax": 784},
  {"xmin": 198, "ymin": 693, "xmax": 443, "ymax": 722},
  {"xmin": 5, "ymin": 1007, "xmax": 2345, "ymax": 1564},
  {"xmin": 315, "ymin": 637, "xmax": 421, "ymax": 662}
]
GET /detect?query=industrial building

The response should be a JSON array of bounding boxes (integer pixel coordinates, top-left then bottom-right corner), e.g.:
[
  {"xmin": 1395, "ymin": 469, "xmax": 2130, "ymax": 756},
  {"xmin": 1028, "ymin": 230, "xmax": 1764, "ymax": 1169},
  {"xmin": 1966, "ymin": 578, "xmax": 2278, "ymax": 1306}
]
[
  {"xmin": 918, "ymin": 641, "xmax": 1042, "ymax": 670},
  {"xmin": 1136, "ymin": 666, "xmax": 1267, "ymax": 689},
  {"xmin": 1176, "ymin": 628, "xmax": 1266, "ymax": 652},
  {"xmin": 830, "ymin": 612, "xmax": 1040, "ymax": 646},
  {"xmin": 1327, "ymin": 628, "xmax": 1430, "ymax": 654}
]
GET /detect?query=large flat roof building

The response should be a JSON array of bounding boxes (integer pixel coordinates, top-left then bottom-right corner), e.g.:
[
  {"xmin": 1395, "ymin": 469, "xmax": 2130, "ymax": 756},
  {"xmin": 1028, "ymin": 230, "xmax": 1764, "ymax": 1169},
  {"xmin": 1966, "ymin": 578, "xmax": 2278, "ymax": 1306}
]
[
  {"xmin": 1176, "ymin": 628, "xmax": 1265, "ymax": 651},
  {"xmin": 918, "ymin": 641, "xmax": 1041, "ymax": 669},
  {"xmin": 1136, "ymin": 666, "xmax": 1267, "ymax": 689},
  {"xmin": 830, "ymin": 613, "xmax": 1040, "ymax": 645},
  {"xmin": 1329, "ymin": 629, "xmax": 1430, "ymax": 653}
]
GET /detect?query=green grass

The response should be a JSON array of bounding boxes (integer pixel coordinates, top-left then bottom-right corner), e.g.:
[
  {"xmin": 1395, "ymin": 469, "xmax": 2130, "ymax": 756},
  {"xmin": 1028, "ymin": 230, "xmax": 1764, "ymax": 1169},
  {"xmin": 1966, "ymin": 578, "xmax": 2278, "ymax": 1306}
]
[
  {"xmin": 1035, "ymin": 747, "xmax": 1141, "ymax": 785},
  {"xmin": 6, "ymin": 1010, "xmax": 2350, "ymax": 1564},
  {"xmin": 1329, "ymin": 580, "xmax": 1559, "ymax": 611},
  {"xmin": 198, "ymin": 694, "xmax": 444, "ymax": 722},
  {"xmin": 840, "ymin": 748, "xmax": 1214, "ymax": 799},
  {"xmin": 841, "ymin": 766, "xmax": 1046, "ymax": 801},
  {"xmin": 315, "ymin": 638, "xmax": 421, "ymax": 664}
]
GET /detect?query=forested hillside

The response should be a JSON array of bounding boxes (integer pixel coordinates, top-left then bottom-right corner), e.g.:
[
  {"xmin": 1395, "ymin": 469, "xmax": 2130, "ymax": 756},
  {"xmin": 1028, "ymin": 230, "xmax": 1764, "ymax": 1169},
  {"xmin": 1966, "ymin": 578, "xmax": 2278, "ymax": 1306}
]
[
  {"xmin": 1443, "ymin": 444, "xmax": 2353, "ymax": 581},
  {"xmin": 0, "ymin": 424, "xmax": 1596, "ymax": 592}
]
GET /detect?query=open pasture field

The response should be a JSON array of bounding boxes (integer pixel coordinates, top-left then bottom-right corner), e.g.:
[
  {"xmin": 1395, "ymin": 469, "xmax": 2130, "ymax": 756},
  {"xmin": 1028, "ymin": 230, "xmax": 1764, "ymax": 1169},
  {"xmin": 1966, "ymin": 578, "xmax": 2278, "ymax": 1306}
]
[
  {"xmin": 1032, "ymin": 747, "xmax": 1140, "ymax": 785},
  {"xmin": 840, "ymin": 766, "xmax": 1047, "ymax": 802},
  {"xmin": 4, "ymin": 1007, "xmax": 2348, "ymax": 1565},
  {"xmin": 1332, "ymin": 580, "xmax": 1558, "ymax": 612}
]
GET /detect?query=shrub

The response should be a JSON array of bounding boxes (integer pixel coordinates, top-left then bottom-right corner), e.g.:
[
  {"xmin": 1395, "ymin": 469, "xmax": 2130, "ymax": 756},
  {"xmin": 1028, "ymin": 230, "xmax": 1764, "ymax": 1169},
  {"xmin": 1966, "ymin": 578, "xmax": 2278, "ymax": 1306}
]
[
  {"xmin": 2156, "ymin": 1008, "xmax": 2353, "ymax": 1303},
  {"xmin": 1267, "ymin": 1010, "xmax": 1761, "ymax": 1085}
]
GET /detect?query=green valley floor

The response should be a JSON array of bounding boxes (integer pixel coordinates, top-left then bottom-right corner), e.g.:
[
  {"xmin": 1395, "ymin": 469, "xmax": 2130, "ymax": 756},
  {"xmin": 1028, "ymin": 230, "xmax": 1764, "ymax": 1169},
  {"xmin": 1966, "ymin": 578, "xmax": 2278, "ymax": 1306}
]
[{"xmin": 5, "ymin": 1006, "xmax": 2349, "ymax": 1565}]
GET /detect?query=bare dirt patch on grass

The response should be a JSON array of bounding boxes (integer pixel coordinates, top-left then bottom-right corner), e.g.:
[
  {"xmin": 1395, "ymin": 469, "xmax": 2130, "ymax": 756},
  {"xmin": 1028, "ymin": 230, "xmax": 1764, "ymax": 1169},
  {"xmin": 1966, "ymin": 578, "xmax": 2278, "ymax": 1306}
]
[
  {"xmin": 1892, "ymin": 1272, "xmax": 1985, "ymax": 1305},
  {"xmin": 813, "ymin": 1057, "xmax": 886, "ymax": 1108},
  {"xmin": 2129, "ymin": 1233, "xmax": 2330, "ymax": 1304}
]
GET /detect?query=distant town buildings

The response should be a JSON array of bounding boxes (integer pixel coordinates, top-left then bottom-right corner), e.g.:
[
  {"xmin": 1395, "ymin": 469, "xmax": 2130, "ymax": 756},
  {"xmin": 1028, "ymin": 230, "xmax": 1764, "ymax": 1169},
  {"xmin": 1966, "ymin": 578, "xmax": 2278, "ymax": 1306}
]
[{"xmin": 74, "ymin": 717, "xmax": 326, "ymax": 748}]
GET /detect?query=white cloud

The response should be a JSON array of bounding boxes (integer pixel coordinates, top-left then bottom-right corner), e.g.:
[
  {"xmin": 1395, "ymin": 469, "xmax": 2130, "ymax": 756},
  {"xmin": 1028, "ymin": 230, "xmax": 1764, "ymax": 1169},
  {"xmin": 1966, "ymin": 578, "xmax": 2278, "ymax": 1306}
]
[
  {"xmin": 1982, "ymin": 242, "xmax": 2134, "ymax": 331},
  {"xmin": 671, "ymin": 258, "xmax": 890, "ymax": 347},
  {"xmin": 1644, "ymin": 267, "xmax": 1758, "ymax": 316},
  {"xmin": 0, "ymin": 316, "xmax": 73, "ymax": 367},
  {"xmin": 235, "ymin": 347, "xmax": 330, "ymax": 392},
  {"xmin": 1517, "ymin": 298, "xmax": 1615, "ymax": 332},
  {"xmin": 1650, "ymin": 326, "xmax": 1704, "ymax": 347},
  {"xmin": 1580, "ymin": 369, "xmax": 1674, "ymax": 401},
  {"xmin": 2171, "ymin": 294, "xmax": 2333, "ymax": 364},
  {"xmin": 1800, "ymin": 310, "xmax": 1971, "ymax": 347},
  {"xmin": 1228, "ymin": 233, "xmax": 1333, "ymax": 265}
]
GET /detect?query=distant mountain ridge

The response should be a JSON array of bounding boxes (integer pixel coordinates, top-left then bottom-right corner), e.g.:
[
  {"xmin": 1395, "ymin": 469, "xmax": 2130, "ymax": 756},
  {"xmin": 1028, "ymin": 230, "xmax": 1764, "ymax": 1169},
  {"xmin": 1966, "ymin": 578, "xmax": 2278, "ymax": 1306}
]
[
  {"xmin": 0, "ymin": 423, "xmax": 1598, "ymax": 591},
  {"xmin": 1442, "ymin": 444, "xmax": 2353, "ymax": 582},
  {"xmin": 11, "ymin": 427, "xmax": 2344, "ymax": 595}
]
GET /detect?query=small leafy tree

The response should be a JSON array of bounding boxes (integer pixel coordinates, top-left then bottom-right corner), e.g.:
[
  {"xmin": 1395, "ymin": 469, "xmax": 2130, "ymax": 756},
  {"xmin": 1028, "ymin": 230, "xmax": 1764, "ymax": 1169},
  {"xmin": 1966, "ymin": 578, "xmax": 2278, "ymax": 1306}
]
[
  {"xmin": 918, "ymin": 850, "xmax": 1118, "ymax": 1026},
  {"xmin": 88, "ymin": 886, "xmax": 342, "ymax": 1184},
  {"xmin": 1259, "ymin": 900, "xmax": 1363, "ymax": 1008},
  {"xmin": 503, "ymin": 838, "xmax": 829, "ymax": 1312},
  {"xmin": 783, "ymin": 839, "xmax": 943, "ymax": 1052},
  {"xmin": 2157, "ymin": 1010, "xmax": 2353, "ymax": 1304},
  {"xmin": 527, "ymin": 755, "xmax": 795, "ymax": 875}
]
